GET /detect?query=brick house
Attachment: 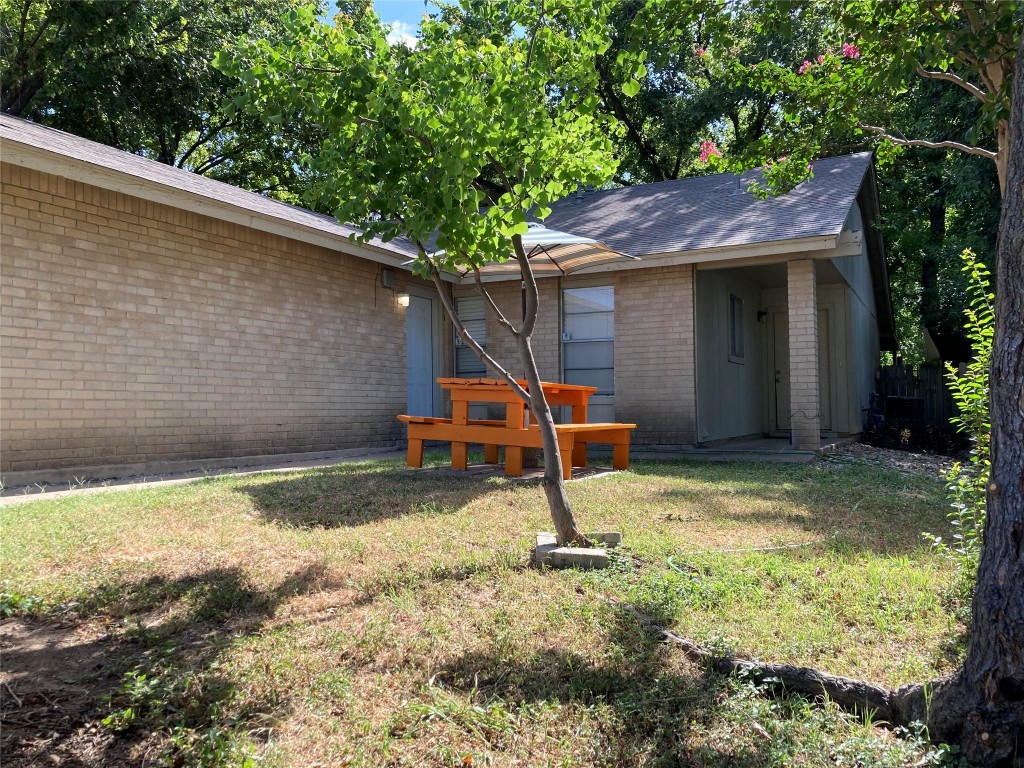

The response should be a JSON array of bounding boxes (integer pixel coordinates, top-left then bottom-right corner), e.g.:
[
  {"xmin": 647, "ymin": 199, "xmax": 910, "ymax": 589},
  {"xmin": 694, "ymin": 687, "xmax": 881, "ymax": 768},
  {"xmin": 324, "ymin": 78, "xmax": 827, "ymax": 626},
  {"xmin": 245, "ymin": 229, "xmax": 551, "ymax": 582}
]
[
  {"xmin": 1, "ymin": 115, "xmax": 895, "ymax": 480},
  {"xmin": 455, "ymin": 152, "xmax": 897, "ymax": 452}
]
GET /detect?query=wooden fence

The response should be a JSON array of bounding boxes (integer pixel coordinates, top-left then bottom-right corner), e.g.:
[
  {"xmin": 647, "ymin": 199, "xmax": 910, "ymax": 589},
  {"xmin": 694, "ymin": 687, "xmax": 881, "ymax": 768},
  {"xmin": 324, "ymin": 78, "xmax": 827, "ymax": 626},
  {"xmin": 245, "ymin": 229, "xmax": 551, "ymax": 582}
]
[{"xmin": 876, "ymin": 363, "xmax": 958, "ymax": 427}]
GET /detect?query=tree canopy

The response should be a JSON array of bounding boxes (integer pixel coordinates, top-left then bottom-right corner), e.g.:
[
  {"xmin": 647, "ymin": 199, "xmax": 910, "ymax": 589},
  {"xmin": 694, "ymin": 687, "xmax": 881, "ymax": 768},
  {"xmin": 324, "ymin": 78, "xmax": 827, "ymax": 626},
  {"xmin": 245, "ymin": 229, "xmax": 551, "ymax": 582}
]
[
  {"xmin": 602, "ymin": 0, "xmax": 1016, "ymax": 363},
  {"xmin": 216, "ymin": 0, "xmax": 637, "ymax": 545},
  {"xmin": 0, "ymin": 0, "xmax": 319, "ymax": 198}
]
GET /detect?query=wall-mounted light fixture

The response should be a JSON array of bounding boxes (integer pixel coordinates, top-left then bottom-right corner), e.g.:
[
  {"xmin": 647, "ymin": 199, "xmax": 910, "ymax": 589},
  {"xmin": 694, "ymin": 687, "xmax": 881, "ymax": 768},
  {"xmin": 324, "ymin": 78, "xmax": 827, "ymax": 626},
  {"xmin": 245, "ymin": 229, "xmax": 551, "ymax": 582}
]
[
  {"xmin": 381, "ymin": 267, "xmax": 395, "ymax": 289},
  {"xmin": 396, "ymin": 293, "xmax": 410, "ymax": 308}
]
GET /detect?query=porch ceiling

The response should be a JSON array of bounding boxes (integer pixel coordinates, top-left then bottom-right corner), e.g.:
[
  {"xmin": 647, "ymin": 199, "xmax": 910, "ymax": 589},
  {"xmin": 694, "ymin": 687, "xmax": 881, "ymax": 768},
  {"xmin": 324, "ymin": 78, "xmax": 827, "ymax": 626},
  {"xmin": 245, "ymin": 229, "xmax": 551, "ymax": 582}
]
[{"xmin": 698, "ymin": 260, "xmax": 847, "ymax": 288}]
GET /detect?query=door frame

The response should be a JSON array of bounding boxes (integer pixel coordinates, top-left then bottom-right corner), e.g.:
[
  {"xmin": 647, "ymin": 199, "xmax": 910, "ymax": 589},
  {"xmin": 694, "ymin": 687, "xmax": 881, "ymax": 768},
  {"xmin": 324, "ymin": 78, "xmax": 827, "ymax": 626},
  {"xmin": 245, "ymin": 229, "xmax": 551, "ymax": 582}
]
[
  {"xmin": 405, "ymin": 283, "xmax": 444, "ymax": 417},
  {"xmin": 763, "ymin": 300, "xmax": 839, "ymax": 437}
]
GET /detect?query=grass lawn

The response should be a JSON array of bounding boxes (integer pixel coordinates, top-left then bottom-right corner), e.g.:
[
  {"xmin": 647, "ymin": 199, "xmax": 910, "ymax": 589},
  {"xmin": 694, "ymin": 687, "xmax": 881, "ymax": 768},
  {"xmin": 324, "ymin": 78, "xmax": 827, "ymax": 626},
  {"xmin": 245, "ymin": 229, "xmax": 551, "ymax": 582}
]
[{"xmin": 0, "ymin": 452, "xmax": 963, "ymax": 767}]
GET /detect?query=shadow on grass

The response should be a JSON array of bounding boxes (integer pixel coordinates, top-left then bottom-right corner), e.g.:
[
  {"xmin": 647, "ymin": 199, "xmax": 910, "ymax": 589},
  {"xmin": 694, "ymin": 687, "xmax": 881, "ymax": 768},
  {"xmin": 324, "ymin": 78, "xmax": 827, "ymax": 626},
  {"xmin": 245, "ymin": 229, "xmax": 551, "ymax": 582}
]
[
  {"xmin": 352, "ymin": 550, "xmax": 526, "ymax": 608},
  {"xmin": 431, "ymin": 606, "xmax": 773, "ymax": 767},
  {"xmin": 630, "ymin": 459, "xmax": 949, "ymax": 555},
  {"xmin": 2, "ymin": 563, "xmax": 327, "ymax": 767},
  {"xmin": 236, "ymin": 461, "xmax": 497, "ymax": 529}
]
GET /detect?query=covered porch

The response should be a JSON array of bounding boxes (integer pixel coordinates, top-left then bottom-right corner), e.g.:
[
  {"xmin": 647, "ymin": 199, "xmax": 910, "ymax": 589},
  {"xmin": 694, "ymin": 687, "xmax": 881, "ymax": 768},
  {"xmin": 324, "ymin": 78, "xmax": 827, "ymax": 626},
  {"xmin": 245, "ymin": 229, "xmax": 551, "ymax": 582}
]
[{"xmin": 694, "ymin": 257, "xmax": 873, "ymax": 451}]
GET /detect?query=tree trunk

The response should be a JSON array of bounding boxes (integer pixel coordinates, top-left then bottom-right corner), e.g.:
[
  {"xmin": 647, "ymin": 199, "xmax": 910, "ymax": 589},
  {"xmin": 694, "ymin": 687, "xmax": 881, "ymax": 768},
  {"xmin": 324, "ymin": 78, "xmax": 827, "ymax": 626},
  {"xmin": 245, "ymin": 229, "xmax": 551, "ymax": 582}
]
[
  {"xmin": 509, "ymin": 235, "xmax": 589, "ymax": 546},
  {"xmin": 995, "ymin": 120, "xmax": 1008, "ymax": 198},
  {"xmin": 514, "ymin": 332, "xmax": 588, "ymax": 546},
  {"xmin": 427, "ymin": 245, "xmax": 589, "ymax": 548},
  {"xmin": 919, "ymin": 34, "xmax": 1024, "ymax": 765}
]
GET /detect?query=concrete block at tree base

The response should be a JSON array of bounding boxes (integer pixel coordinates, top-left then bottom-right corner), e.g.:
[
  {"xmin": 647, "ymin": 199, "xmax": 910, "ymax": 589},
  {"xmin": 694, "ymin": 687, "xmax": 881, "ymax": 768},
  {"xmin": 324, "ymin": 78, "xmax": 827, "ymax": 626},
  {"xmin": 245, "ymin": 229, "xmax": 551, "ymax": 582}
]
[
  {"xmin": 587, "ymin": 531, "xmax": 622, "ymax": 548},
  {"xmin": 534, "ymin": 532, "xmax": 614, "ymax": 569},
  {"xmin": 548, "ymin": 547, "xmax": 610, "ymax": 569}
]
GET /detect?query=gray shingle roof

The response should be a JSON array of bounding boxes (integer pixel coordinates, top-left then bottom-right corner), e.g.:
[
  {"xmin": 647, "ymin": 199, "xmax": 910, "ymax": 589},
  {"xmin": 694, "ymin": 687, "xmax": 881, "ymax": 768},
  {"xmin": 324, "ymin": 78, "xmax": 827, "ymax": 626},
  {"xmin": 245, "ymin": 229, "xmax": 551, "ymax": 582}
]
[
  {"xmin": 2, "ymin": 113, "xmax": 870, "ymax": 262},
  {"xmin": 0, "ymin": 114, "xmax": 416, "ymax": 259},
  {"xmin": 542, "ymin": 153, "xmax": 873, "ymax": 257}
]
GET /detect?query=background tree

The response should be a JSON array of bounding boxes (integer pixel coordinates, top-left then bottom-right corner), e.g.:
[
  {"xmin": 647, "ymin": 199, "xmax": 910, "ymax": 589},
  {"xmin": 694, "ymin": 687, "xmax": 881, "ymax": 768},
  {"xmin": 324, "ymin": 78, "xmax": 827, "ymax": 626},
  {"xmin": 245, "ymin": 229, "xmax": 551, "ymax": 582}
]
[
  {"xmin": 605, "ymin": 0, "xmax": 1009, "ymax": 364},
  {"xmin": 597, "ymin": 0, "xmax": 835, "ymax": 184},
  {"xmin": 216, "ymin": 0, "xmax": 636, "ymax": 546},
  {"xmin": 0, "ymin": 0, "xmax": 319, "ymax": 199}
]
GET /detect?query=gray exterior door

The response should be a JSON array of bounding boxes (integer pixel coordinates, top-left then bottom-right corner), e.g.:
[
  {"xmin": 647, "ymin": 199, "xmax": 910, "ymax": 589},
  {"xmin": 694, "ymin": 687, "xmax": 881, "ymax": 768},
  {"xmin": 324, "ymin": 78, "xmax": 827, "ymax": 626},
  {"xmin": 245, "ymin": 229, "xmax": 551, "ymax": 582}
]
[{"xmin": 406, "ymin": 295, "xmax": 435, "ymax": 416}]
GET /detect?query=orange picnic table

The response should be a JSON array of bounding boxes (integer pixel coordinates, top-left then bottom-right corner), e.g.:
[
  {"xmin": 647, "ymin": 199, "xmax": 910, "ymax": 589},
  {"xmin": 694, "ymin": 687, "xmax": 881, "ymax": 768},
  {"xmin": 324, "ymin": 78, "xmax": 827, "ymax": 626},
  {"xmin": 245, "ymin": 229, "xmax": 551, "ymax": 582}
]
[{"xmin": 397, "ymin": 377, "xmax": 636, "ymax": 479}]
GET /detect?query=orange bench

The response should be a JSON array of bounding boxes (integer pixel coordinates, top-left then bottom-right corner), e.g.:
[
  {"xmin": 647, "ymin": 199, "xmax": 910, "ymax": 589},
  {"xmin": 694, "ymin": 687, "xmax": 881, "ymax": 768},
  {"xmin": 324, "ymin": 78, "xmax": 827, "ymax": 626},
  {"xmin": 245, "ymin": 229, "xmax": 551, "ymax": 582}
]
[{"xmin": 396, "ymin": 415, "xmax": 636, "ymax": 479}]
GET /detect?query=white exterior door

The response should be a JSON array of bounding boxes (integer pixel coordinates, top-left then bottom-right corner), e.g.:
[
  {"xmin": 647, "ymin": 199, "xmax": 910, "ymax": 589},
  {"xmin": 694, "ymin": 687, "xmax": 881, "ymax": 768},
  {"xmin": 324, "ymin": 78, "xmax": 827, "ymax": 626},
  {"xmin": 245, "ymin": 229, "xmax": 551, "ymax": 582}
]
[
  {"xmin": 769, "ymin": 308, "xmax": 832, "ymax": 433},
  {"xmin": 406, "ymin": 295, "xmax": 435, "ymax": 416}
]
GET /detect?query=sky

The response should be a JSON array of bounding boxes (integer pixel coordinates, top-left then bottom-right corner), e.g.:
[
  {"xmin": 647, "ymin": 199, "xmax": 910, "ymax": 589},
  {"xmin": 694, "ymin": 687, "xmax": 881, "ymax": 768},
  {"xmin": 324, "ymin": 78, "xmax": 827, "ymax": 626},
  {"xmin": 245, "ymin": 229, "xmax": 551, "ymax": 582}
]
[{"xmin": 371, "ymin": 1, "xmax": 439, "ymax": 46}]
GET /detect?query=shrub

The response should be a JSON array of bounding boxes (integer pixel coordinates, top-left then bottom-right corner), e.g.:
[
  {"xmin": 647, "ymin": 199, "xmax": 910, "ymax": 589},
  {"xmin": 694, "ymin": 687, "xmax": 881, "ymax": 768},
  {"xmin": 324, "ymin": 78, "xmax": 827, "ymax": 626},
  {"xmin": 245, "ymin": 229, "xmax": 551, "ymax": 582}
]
[{"xmin": 926, "ymin": 250, "xmax": 992, "ymax": 582}]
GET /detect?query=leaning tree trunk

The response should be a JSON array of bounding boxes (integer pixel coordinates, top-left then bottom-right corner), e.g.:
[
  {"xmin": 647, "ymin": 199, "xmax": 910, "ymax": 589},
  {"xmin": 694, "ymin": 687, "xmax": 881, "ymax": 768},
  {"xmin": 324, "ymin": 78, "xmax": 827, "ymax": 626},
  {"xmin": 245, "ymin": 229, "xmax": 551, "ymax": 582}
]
[
  {"xmin": 514, "ymin": 331, "xmax": 584, "ymax": 545},
  {"xmin": 427, "ymin": 237, "xmax": 589, "ymax": 547},
  {"xmin": 918, "ymin": 33, "xmax": 1024, "ymax": 765},
  {"xmin": 510, "ymin": 234, "xmax": 588, "ymax": 546}
]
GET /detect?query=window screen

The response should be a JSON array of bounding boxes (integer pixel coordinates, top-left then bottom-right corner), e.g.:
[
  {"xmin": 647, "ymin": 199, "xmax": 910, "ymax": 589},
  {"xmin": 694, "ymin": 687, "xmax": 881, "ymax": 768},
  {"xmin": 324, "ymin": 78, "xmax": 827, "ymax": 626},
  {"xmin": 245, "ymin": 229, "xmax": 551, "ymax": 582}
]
[
  {"xmin": 455, "ymin": 296, "xmax": 486, "ymax": 376},
  {"xmin": 563, "ymin": 286, "xmax": 614, "ymax": 396}
]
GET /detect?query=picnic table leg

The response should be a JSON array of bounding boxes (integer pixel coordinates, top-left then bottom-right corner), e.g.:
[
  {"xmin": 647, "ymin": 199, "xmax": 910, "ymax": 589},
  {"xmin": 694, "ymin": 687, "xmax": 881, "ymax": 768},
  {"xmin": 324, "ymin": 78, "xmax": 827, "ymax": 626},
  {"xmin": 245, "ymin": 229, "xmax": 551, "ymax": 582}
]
[
  {"xmin": 484, "ymin": 443, "xmax": 499, "ymax": 463},
  {"xmin": 452, "ymin": 400, "xmax": 469, "ymax": 426},
  {"xmin": 505, "ymin": 401, "xmax": 525, "ymax": 429},
  {"xmin": 559, "ymin": 434, "xmax": 574, "ymax": 480},
  {"xmin": 505, "ymin": 446, "xmax": 523, "ymax": 477},
  {"xmin": 451, "ymin": 442, "xmax": 468, "ymax": 470},
  {"xmin": 407, "ymin": 438, "xmax": 424, "ymax": 468},
  {"xmin": 570, "ymin": 399, "xmax": 588, "ymax": 467},
  {"xmin": 572, "ymin": 441, "xmax": 587, "ymax": 468},
  {"xmin": 613, "ymin": 443, "xmax": 630, "ymax": 471}
]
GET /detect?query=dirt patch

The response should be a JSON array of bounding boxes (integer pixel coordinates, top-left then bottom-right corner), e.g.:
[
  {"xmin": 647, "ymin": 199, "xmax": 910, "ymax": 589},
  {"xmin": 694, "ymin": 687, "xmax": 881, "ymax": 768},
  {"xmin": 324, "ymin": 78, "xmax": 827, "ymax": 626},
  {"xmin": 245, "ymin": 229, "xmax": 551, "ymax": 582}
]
[{"xmin": 0, "ymin": 619, "xmax": 135, "ymax": 767}]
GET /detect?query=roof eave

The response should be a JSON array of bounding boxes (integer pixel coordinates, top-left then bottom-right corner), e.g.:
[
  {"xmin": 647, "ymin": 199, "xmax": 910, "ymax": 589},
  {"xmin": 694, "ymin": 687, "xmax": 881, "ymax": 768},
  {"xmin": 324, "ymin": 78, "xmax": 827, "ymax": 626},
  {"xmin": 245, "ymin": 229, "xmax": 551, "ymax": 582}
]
[
  {"xmin": 462, "ymin": 232, "xmax": 858, "ymax": 283},
  {"xmin": 856, "ymin": 158, "xmax": 899, "ymax": 352},
  {"xmin": 1, "ymin": 137, "xmax": 426, "ymax": 274}
]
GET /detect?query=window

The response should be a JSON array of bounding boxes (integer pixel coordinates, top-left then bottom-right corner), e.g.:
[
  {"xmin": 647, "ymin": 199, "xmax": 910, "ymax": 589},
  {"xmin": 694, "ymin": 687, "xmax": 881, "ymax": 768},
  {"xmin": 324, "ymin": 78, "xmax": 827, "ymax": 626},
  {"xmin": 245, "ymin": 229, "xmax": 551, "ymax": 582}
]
[
  {"xmin": 454, "ymin": 296, "xmax": 486, "ymax": 377},
  {"xmin": 563, "ymin": 286, "xmax": 614, "ymax": 397},
  {"xmin": 728, "ymin": 293, "xmax": 744, "ymax": 363}
]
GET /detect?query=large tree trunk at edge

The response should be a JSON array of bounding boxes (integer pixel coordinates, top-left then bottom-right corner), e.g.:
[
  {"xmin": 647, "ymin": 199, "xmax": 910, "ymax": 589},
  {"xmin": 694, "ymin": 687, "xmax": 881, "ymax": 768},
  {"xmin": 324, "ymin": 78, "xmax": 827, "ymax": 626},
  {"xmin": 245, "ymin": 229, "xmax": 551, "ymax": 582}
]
[{"xmin": 912, "ymin": 34, "xmax": 1024, "ymax": 765}]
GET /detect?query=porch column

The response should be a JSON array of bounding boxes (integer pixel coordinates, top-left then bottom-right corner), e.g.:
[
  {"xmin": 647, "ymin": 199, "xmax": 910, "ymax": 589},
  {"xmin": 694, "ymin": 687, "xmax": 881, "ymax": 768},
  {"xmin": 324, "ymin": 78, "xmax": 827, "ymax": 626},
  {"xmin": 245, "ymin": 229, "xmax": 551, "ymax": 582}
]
[
  {"xmin": 678, "ymin": 264, "xmax": 698, "ymax": 445},
  {"xmin": 786, "ymin": 259, "xmax": 820, "ymax": 450}
]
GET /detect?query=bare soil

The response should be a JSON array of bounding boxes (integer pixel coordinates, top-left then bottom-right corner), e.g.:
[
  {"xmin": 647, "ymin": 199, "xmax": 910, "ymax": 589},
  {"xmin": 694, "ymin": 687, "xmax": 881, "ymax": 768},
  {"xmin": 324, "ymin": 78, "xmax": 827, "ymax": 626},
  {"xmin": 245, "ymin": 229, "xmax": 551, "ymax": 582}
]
[{"xmin": 1, "ymin": 620, "xmax": 138, "ymax": 767}]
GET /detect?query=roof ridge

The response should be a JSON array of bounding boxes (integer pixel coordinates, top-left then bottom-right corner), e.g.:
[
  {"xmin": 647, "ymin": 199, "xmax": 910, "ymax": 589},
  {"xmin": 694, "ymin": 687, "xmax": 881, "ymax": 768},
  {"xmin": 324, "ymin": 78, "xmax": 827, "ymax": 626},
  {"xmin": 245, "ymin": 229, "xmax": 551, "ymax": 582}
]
[{"xmin": 574, "ymin": 151, "xmax": 873, "ymax": 202}]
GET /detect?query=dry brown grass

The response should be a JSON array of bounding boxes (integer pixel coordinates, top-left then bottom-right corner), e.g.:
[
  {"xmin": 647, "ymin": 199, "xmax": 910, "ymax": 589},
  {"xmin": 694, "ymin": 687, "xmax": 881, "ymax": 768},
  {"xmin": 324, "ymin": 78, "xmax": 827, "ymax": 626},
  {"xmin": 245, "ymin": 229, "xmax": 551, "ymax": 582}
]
[{"xmin": 0, "ymin": 453, "xmax": 958, "ymax": 767}]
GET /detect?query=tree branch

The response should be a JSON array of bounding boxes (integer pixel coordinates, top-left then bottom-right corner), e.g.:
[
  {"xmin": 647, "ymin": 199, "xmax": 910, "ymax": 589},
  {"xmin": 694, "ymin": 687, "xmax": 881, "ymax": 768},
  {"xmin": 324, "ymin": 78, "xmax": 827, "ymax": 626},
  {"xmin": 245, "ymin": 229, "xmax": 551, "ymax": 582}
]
[
  {"xmin": 915, "ymin": 63, "xmax": 986, "ymax": 102},
  {"xmin": 860, "ymin": 124, "xmax": 998, "ymax": 161},
  {"xmin": 525, "ymin": 0, "xmax": 545, "ymax": 72},
  {"xmin": 281, "ymin": 57, "xmax": 348, "ymax": 75},
  {"xmin": 473, "ymin": 267, "xmax": 521, "ymax": 338},
  {"xmin": 484, "ymin": 152, "xmax": 518, "ymax": 202},
  {"xmin": 597, "ymin": 75, "xmax": 667, "ymax": 182},
  {"xmin": 512, "ymin": 234, "xmax": 539, "ymax": 339},
  {"xmin": 176, "ymin": 117, "xmax": 234, "ymax": 167},
  {"xmin": 426, "ymin": 261, "xmax": 530, "ymax": 402}
]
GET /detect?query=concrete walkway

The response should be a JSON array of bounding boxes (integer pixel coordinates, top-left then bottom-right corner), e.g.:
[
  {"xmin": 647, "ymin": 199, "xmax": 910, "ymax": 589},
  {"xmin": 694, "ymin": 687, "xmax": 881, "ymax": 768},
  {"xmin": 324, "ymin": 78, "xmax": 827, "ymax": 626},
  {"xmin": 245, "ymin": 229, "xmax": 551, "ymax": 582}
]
[
  {"xmin": 0, "ymin": 447, "xmax": 406, "ymax": 506},
  {"xmin": 1, "ymin": 438, "xmax": 852, "ymax": 506}
]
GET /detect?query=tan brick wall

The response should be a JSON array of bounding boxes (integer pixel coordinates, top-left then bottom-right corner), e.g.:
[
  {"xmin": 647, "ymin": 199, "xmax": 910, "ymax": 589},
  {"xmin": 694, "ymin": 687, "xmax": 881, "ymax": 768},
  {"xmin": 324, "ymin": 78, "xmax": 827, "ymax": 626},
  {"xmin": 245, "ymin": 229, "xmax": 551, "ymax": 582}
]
[
  {"xmin": 786, "ymin": 259, "xmax": 820, "ymax": 449},
  {"xmin": 614, "ymin": 264, "xmax": 697, "ymax": 445},
  {"xmin": 454, "ymin": 265, "xmax": 699, "ymax": 445},
  {"xmin": 1, "ymin": 162, "xmax": 410, "ymax": 472}
]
